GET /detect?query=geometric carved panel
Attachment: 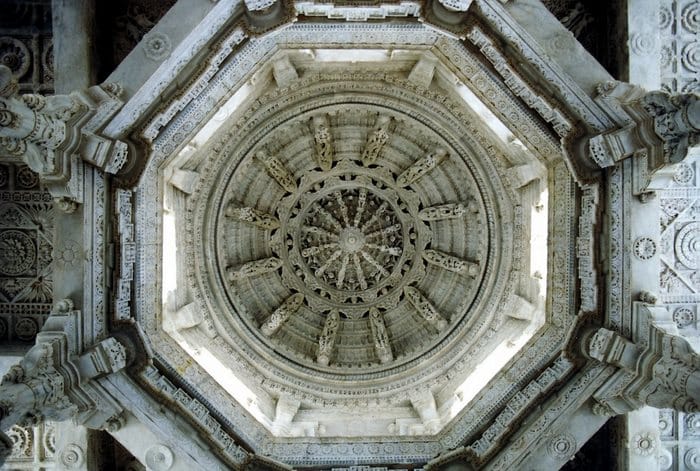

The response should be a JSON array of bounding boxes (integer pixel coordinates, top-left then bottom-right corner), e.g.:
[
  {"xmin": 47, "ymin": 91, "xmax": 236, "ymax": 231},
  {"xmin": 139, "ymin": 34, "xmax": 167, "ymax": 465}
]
[{"xmin": 0, "ymin": 162, "xmax": 54, "ymax": 346}]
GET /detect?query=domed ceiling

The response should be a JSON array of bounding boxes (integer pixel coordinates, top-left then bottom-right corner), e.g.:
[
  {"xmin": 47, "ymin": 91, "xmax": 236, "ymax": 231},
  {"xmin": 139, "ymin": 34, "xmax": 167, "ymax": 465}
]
[
  {"xmin": 124, "ymin": 4, "xmax": 591, "ymax": 466},
  {"xmin": 194, "ymin": 80, "xmax": 501, "ymax": 380}
]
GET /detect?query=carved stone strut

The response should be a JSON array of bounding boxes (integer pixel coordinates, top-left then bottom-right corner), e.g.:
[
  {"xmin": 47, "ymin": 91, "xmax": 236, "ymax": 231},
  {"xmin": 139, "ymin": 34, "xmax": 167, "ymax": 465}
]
[
  {"xmin": 419, "ymin": 202, "xmax": 476, "ymax": 221},
  {"xmin": 317, "ymin": 310, "xmax": 340, "ymax": 366},
  {"xmin": 226, "ymin": 257, "xmax": 283, "ymax": 281},
  {"xmin": 586, "ymin": 301, "xmax": 700, "ymax": 415},
  {"xmin": 369, "ymin": 308, "xmax": 393, "ymax": 364},
  {"xmin": 361, "ymin": 115, "xmax": 391, "ymax": 165},
  {"xmin": 225, "ymin": 204, "xmax": 280, "ymax": 229},
  {"xmin": 404, "ymin": 286, "xmax": 448, "ymax": 331},
  {"xmin": 423, "ymin": 249, "xmax": 479, "ymax": 277},
  {"xmin": 261, "ymin": 293, "xmax": 304, "ymax": 336},
  {"xmin": 256, "ymin": 150, "xmax": 297, "ymax": 193},
  {"xmin": 312, "ymin": 114, "xmax": 333, "ymax": 171},
  {"xmin": 397, "ymin": 148, "xmax": 447, "ymax": 187}
]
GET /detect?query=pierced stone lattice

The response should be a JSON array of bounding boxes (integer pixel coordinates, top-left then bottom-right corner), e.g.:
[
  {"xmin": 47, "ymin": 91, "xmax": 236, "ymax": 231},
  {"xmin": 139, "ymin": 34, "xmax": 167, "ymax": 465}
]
[{"xmin": 299, "ymin": 187, "xmax": 403, "ymax": 292}]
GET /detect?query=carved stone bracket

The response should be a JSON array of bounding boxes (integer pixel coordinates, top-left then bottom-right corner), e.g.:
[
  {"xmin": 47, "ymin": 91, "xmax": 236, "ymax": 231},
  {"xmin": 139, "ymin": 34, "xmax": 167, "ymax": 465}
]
[
  {"xmin": 0, "ymin": 65, "xmax": 129, "ymax": 210},
  {"xmin": 589, "ymin": 81, "xmax": 699, "ymax": 193},
  {"xmin": 586, "ymin": 301, "xmax": 700, "ymax": 415},
  {"xmin": 0, "ymin": 300, "xmax": 131, "ymax": 465}
]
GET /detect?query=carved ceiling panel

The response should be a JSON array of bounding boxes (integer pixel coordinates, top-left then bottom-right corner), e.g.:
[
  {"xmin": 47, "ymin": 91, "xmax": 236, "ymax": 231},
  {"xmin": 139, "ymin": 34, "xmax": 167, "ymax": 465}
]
[{"xmin": 0, "ymin": 163, "xmax": 53, "ymax": 347}]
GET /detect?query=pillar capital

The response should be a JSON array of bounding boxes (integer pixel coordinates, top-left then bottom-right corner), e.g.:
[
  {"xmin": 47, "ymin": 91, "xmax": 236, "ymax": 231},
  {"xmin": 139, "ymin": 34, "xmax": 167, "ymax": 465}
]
[
  {"xmin": 0, "ymin": 300, "xmax": 132, "ymax": 466},
  {"xmin": 0, "ymin": 65, "xmax": 129, "ymax": 210}
]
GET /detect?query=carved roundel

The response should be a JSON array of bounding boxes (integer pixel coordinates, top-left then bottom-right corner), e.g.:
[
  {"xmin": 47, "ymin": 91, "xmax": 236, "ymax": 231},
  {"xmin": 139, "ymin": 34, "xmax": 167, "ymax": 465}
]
[
  {"xmin": 0, "ymin": 229, "xmax": 36, "ymax": 276},
  {"xmin": 675, "ymin": 222, "xmax": 700, "ymax": 269},
  {"xmin": 0, "ymin": 37, "xmax": 30, "ymax": 79},
  {"xmin": 633, "ymin": 236, "xmax": 656, "ymax": 261}
]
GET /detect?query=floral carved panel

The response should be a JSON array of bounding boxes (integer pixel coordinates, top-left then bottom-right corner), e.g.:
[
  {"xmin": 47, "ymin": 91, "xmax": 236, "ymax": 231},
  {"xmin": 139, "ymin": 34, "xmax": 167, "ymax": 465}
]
[{"xmin": 0, "ymin": 162, "xmax": 54, "ymax": 346}]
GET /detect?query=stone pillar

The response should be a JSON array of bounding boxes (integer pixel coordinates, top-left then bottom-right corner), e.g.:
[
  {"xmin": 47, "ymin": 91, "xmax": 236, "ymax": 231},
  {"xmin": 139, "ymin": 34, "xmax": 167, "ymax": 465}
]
[{"xmin": 54, "ymin": 422, "xmax": 100, "ymax": 471}]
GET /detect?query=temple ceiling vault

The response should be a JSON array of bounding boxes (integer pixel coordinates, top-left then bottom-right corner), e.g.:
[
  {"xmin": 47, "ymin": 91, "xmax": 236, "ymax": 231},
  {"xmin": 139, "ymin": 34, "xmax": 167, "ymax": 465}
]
[{"xmin": 0, "ymin": 0, "xmax": 699, "ymax": 470}]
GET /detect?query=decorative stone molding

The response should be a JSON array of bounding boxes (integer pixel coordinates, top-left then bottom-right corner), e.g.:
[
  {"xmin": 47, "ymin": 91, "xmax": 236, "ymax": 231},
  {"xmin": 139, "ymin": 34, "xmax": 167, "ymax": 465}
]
[
  {"xmin": 587, "ymin": 301, "xmax": 700, "ymax": 415},
  {"xmin": 0, "ymin": 300, "xmax": 131, "ymax": 465},
  {"xmin": 0, "ymin": 65, "xmax": 129, "ymax": 208},
  {"xmin": 115, "ymin": 189, "xmax": 135, "ymax": 321},
  {"xmin": 589, "ymin": 81, "xmax": 699, "ymax": 192}
]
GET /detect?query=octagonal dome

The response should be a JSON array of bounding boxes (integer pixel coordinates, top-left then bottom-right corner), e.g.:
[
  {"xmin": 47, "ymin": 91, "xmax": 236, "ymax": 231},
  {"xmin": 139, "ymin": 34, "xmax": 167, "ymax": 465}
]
[{"xmin": 152, "ymin": 38, "xmax": 551, "ymax": 440}]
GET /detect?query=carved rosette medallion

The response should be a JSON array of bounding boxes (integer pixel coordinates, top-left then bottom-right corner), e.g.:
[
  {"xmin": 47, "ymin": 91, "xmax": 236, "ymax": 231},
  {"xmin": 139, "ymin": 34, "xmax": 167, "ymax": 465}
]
[
  {"xmin": 0, "ymin": 229, "xmax": 36, "ymax": 276},
  {"xmin": 210, "ymin": 102, "xmax": 489, "ymax": 371},
  {"xmin": 276, "ymin": 164, "xmax": 429, "ymax": 317}
]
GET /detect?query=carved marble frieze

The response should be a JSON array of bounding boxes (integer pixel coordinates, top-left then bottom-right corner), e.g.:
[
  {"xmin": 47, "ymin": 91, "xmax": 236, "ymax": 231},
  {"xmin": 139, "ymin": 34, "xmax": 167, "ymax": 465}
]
[{"xmin": 658, "ymin": 0, "xmax": 700, "ymax": 94}]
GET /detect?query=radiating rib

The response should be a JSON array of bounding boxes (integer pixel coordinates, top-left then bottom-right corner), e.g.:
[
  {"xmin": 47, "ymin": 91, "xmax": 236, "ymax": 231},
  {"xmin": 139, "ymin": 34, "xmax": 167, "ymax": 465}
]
[
  {"xmin": 353, "ymin": 253, "xmax": 368, "ymax": 290},
  {"xmin": 360, "ymin": 201, "xmax": 389, "ymax": 231},
  {"xmin": 360, "ymin": 250, "xmax": 390, "ymax": 277},
  {"xmin": 303, "ymin": 225, "xmax": 338, "ymax": 240},
  {"xmin": 315, "ymin": 249, "xmax": 343, "ymax": 277},
  {"xmin": 334, "ymin": 191, "xmax": 350, "ymax": 226},
  {"xmin": 336, "ymin": 254, "xmax": 350, "ymax": 288},
  {"xmin": 365, "ymin": 243, "xmax": 401, "ymax": 256},
  {"xmin": 301, "ymin": 243, "xmax": 338, "ymax": 257},
  {"xmin": 365, "ymin": 224, "xmax": 401, "ymax": 239},
  {"xmin": 314, "ymin": 205, "xmax": 343, "ymax": 233},
  {"xmin": 353, "ymin": 188, "xmax": 368, "ymax": 227}
]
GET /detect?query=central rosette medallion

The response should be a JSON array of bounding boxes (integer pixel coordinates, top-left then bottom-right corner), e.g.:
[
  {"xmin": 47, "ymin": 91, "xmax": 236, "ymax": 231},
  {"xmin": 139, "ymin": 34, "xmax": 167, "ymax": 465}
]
[{"xmin": 299, "ymin": 187, "xmax": 403, "ymax": 292}]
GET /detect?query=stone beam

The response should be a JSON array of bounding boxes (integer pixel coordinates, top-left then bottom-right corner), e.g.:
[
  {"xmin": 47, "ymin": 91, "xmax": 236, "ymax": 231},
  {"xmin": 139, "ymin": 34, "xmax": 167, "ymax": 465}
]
[{"xmin": 52, "ymin": 0, "xmax": 96, "ymax": 92}]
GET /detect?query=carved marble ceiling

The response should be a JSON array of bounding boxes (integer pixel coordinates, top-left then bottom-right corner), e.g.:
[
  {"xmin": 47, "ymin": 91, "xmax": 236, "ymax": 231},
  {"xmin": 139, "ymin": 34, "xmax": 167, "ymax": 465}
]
[
  {"xmin": 125, "ymin": 2, "xmax": 583, "ymax": 464},
  {"xmin": 2, "ymin": 0, "xmax": 699, "ymax": 470}
]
